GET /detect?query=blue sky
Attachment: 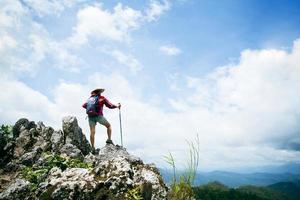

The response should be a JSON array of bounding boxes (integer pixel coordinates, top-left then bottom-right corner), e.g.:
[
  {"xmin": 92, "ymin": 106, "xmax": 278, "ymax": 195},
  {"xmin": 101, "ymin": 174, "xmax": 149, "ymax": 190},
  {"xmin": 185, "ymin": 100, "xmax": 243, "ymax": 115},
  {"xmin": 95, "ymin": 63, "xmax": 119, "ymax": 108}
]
[
  {"xmin": 19, "ymin": 0, "xmax": 300, "ymax": 101},
  {"xmin": 1, "ymin": 0, "xmax": 300, "ymax": 171}
]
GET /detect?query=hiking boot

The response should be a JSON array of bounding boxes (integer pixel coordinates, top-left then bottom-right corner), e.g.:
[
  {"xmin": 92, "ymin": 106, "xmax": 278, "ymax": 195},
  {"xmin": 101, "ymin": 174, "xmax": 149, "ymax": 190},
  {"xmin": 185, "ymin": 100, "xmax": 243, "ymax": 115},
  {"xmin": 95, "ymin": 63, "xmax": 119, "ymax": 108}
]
[
  {"xmin": 91, "ymin": 147, "xmax": 96, "ymax": 155},
  {"xmin": 106, "ymin": 139, "xmax": 114, "ymax": 145},
  {"xmin": 91, "ymin": 147, "xmax": 100, "ymax": 155}
]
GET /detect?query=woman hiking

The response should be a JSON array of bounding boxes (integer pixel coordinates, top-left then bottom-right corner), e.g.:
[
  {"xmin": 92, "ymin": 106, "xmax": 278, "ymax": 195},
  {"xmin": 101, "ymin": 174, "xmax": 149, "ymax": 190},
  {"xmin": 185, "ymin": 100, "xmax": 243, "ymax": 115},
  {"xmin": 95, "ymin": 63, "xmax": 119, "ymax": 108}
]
[{"xmin": 82, "ymin": 88, "xmax": 121, "ymax": 150}]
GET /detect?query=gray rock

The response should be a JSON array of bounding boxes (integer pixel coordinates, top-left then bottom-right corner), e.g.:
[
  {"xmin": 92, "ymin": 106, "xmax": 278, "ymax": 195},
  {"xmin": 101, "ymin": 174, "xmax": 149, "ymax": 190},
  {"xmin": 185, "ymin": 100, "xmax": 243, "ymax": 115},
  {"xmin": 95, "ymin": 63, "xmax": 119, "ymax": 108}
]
[
  {"xmin": 94, "ymin": 145, "xmax": 167, "ymax": 200},
  {"xmin": 50, "ymin": 130, "xmax": 64, "ymax": 152},
  {"xmin": 0, "ymin": 131, "xmax": 6, "ymax": 154},
  {"xmin": 62, "ymin": 116, "xmax": 92, "ymax": 155},
  {"xmin": 29, "ymin": 128, "xmax": 39, "ymax": 137},
  {"xmin": 0, "ymin": 117, "xmax": 168, "ymax": 200},
  {"xmin": 12, "ymin": 118, "xmax": 29, "ymax": 138},
  {"xmin": 59, "ymin": 143, "xmax": 83, "ymax": 159},
  {"xmin": 2, "ymin": 141, "xmax": 16, "ymax": 171},
  {"xmin": 19, "ymin": 147, "xmax": 42, "ymax": 166},
  {"xmin": 14, "ymin": 130, "xmax": 32, "ymax": 158},
  {"xmin": 38, "ymin": 167, "xmax": 98, "ymax": 200},
  {"xmin": 0, "ymin": 179, "xmax": 30, "ymax": 200},
  {"xmin": 36, "ymin": 121, "xmax": 45, "ymax": 132},
  {"xmin": 0, "ymin": 132, "xmax": 7, "ymax": 167},
  {"xmin": 34, "ymin": 136, "xmax": 51, "ymax": 151},
  {"xmin": 40, "ymin": 126, "xmax": 54, "ymax": 141}
]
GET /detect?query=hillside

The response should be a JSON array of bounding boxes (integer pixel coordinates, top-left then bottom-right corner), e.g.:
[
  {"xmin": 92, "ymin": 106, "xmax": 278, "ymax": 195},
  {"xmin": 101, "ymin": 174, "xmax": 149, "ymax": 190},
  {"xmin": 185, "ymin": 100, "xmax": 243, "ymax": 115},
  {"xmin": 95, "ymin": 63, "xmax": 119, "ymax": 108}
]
[
  {"xmin": 193, "ymin": 182, "xmax": 292, "ymax": 200},
  {"xmin": 268, "ymin": 181, "xmax": 300, "ymax": 200}
]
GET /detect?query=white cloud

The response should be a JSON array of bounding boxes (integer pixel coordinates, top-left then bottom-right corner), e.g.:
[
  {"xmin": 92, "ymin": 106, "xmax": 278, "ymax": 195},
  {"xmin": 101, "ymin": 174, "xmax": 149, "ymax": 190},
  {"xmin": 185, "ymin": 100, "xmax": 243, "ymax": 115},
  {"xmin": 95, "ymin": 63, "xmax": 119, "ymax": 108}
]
[
  {"xmin": 2, "ymin": 36, "xmax": 300, "ymax": 171},
  {"xmin": 110, "ymin": 50, "xmax": 141, "ymax": 73},
  {"xmin": 0, "ymin": 0, "xmax": 85, "ymax": 74},
  {"xmin": 0, "ymin": 35, "xmax": 17, "ymax": 52},
  {"xmin": 159, "ymin": 45, "xmax": 181, "ymax": 56},
  {"xmin": 184, "ymin": 39, "xmax": 300, "ymax": 151},
  {"xmin": 0, "ymin": 77, "xmax": 60, "ymax": 126},
  {"xmin": 1, "ymin": 0, "xmax": 299, "ymax": 171},
  {"xmin": 146, "ymin": 0, "xmax": 171, "ymax": 22},
  {"xmin": 69, "ymin": 1, "xmax": 171, "ymax": 45},
  {"xmin": 22, "ymin": 0, "xmax": 87, "ymax": 17},
  {"xmin": 0, "ymin": 0, "xmax": 27, "ymax": 29},
  {"xmin": 69, "ymin": 3, "xmax": 142, "ymax": 44}
]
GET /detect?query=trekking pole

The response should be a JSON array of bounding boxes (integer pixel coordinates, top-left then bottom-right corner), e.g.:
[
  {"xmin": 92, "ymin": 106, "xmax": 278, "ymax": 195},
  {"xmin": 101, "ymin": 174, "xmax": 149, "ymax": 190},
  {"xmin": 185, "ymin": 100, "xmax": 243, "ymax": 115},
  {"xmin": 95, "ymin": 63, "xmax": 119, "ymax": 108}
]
[{"xmin": 119, "ymin": 107, "xmax": 123, "ymax": 147}]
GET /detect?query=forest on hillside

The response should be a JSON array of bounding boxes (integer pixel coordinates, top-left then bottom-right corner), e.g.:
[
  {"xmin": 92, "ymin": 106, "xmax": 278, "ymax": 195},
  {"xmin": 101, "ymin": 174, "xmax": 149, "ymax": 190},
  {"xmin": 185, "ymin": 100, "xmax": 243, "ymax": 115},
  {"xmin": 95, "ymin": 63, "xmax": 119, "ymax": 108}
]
[{"xmin": 193, "ymin": 181, "xmax": 300, "ymax": 200}]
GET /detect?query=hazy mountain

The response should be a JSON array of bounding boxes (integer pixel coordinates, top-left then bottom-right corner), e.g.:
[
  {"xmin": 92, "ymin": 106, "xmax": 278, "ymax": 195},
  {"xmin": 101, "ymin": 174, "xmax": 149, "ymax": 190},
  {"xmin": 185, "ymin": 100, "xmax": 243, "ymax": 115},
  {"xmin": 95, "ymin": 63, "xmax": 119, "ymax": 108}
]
[
  {"xmin": 160, "ymin": 168, "xmax": 300, "ymax": 187},
  {"xmin": 247, "ymin": 163, "xmax": 300, "ymax": 174}
]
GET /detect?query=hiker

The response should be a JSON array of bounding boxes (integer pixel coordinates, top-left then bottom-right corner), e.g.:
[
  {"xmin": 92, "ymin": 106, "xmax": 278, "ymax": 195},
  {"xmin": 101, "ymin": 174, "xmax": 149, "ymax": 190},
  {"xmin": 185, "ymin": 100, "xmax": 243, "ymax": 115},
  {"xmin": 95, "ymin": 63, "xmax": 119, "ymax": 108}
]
[{"xmin": 82, "ymin": 88, "xmax": 121, "ymax": 148}]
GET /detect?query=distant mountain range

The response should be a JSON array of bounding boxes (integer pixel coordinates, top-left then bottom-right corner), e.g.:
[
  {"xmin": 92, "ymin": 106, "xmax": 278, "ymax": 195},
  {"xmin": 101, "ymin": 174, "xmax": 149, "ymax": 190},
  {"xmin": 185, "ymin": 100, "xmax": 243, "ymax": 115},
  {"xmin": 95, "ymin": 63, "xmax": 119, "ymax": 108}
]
[
  {"xmin": 194, "ymin": 171, "xmax": 300, "ymax": 187},
  {"xmin": 160, "ymin": 163, "xmax": 300, "ymax": 187},
  {"xmin": 240, "ymin": 162, "xmax": 300, "ymax": 174}
]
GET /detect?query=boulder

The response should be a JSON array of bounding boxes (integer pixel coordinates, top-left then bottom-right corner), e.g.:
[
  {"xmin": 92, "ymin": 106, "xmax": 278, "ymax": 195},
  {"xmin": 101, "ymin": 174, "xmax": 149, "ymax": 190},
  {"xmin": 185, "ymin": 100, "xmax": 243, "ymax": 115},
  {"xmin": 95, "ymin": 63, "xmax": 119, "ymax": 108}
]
[
  {"xmin": 40, "ymin": 126, "xmax": 54, "ymax": 141},
  {"xmin": 0, "ymin": 131, "xmax": 7, "ymax": 167},
  {"xmin": 50, "ymin": 130, "xmax": 64, "ymax": 152},
  {"xmin": 62, "ymin": 116, "xmax": 92, "ymax": 155},
  {"xmin": 37, "ymin": 167, "xmax": 98, "ymax": 200},
  {"xmin": 94, "ymin": 145, "xmax": 167, "ymax": 199},
  {"xmin": 12, "ymin": 118, "xmax": 29, "ymax": 138},
  {"xmin": 59, "ymin": 143, "xmax": 83, "ymax": 160},
  {"xmin": 19, "ymin": 147, "xmax": 42, "ymax": 166},
  {"xmin": 0, "ymin": 179, "xmax": 30, "ymax": 200}
]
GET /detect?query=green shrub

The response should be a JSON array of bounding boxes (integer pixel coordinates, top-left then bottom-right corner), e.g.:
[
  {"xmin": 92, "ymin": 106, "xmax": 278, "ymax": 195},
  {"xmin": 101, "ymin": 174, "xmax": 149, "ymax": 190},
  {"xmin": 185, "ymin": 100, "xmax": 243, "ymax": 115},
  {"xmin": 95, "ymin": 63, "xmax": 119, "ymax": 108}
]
[
  {"xmin": 125, "ymin": 186, "xmax": 143, "ymax": 200},
  {"xmin": 0, "ymin": 124, "xmax": 13, "ymax": 139}
]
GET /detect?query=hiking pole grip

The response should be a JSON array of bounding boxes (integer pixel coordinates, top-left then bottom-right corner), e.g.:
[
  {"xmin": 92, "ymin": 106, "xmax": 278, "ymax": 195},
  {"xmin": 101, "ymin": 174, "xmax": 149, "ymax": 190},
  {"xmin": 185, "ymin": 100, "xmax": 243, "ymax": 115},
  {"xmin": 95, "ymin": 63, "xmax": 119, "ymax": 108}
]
[{"xmin": 119, "ymin": 107, "xmax": 123, "ymax": 147}]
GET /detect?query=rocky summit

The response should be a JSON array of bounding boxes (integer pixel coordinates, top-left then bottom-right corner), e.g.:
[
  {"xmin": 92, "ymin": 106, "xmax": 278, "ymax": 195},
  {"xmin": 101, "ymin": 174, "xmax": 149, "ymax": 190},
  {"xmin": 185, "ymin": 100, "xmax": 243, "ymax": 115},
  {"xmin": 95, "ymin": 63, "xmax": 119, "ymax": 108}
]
[{"xmin": 0, "ymin": 116, "xmax": 167, "ymax": 200}]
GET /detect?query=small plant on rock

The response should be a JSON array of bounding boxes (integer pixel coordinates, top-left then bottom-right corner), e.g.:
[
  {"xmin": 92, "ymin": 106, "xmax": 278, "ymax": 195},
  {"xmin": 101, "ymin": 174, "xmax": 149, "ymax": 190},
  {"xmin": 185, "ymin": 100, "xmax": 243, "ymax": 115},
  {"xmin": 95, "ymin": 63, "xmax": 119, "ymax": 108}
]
[
  {"xmin": 165, "ymin": 134, "xmax": 200, "ymax": 200},
  {"xmin": 0, "ymin": 124, "xmax": 13, "ymax": 139},
  {"xmin": 21, "ymin": 152, "xmax": 94, "ymax": 191},
  {"xmin": 125, "ymin": 186, "xmax": 143, "ymax": 200}
]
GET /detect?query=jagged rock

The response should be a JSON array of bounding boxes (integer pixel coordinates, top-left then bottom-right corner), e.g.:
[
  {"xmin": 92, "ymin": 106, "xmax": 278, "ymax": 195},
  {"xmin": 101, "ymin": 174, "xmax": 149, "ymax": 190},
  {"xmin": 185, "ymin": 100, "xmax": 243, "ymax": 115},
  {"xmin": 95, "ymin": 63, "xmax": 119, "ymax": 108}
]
[
  {"xmin": 34, "ymin": 135, "xmax": 51, "ymax": 152},
  {"xmin": 94, "ymin": 145, "xmax": 167, "ymax": 199},
  {"xmin": 36, "ymin": 121, "xmax": 45, "ymax": 132},
  {"xmin": 12, "ymin": 118, "xmax": 29, "ymax": 138},
  {"xmin": 0, "ymin": 117, "xmax": 168, "ymax": 200},
  {"xmin": 40, "ymin": 126, "xmax": 54, "ymax": 141},
  {"xmin": 14, "ymin": 130, "xmax": 37, "ymax": 158},
  {"xmin": 59, "ymin": 143, "xmax": 83, "ymax": 159},
  {"xmin": 0, "ymin": 131, "xmax": 6, "ymax": 154},
  {"xmin": 51, "ymin": 130, "xmax": 64, "ymax": 152},
  {"xmin": 37, "ymin": 167, "xmax": 98, "ymax": 200},
  {"xmin": 19, "ymin": 147, "xmax": 42, "ymax": 166},
  {"xmin": 0, "ymin": 132, "xmax": 7, "ymax": 167},
  {"xmin": 62, "ymin": 116, "xmax": 92, "ymax": 155},
  {"xmin": 0, "ymin": 179, "xmax": 30, "ymax": 200},
  {"xmin": 2, "ymin": 142, "xmax": 18, "ymax": 172}
]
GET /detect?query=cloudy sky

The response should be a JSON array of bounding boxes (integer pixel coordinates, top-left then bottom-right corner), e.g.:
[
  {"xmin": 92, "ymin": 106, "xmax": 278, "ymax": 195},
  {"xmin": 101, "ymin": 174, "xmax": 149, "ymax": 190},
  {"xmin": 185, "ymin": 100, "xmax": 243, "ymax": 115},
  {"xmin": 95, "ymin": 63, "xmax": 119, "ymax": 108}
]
[{"xmin": 1, "ymin": 0, "xmax": 300, "ymax": 172}]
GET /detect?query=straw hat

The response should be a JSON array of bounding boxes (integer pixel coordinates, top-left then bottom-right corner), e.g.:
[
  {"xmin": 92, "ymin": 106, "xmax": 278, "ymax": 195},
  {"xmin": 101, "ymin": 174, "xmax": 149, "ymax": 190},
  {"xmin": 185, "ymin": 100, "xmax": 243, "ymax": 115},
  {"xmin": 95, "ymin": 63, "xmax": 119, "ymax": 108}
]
[{"xmin": 91, "ymin": 88, "xmax": 105, "ymax": 94}]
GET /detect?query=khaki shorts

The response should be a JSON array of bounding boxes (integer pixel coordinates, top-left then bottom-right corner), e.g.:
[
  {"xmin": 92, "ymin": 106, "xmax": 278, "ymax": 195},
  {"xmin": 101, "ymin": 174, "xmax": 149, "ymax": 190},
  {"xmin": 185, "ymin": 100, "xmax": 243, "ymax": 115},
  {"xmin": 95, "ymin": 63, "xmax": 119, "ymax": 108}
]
[{"xmin": 88, "ymin": 116, "xmax": 109, "ymax": 127}]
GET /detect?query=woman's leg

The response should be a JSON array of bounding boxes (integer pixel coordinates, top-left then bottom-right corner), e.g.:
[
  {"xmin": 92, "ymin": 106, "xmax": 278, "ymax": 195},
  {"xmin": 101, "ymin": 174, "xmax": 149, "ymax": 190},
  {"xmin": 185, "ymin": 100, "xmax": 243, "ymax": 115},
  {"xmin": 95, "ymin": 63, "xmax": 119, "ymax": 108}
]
[
  {"xmin": 89, "ymin": 124, "xmax": 96, "ymax": 148},
  {"xmin": 106, "ymin": 123, "xmax": 112, "ymax": 140}
]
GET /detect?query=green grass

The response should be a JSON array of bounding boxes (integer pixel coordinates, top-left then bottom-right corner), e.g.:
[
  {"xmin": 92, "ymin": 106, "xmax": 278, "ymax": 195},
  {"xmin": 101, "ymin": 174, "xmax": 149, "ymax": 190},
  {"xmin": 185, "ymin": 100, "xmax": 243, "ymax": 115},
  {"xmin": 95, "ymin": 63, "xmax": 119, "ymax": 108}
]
[{"xmin": 164, "ymin": 134, "xmax": 200, "ymax": 200}]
